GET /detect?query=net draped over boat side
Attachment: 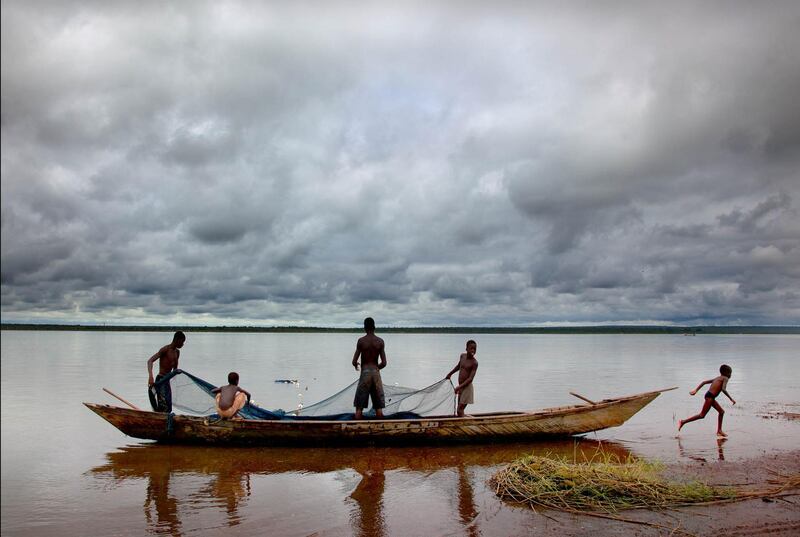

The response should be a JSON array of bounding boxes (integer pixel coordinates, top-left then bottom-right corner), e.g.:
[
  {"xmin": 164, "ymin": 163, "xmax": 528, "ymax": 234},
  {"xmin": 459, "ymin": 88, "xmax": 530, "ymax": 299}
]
[
  {"xmin": 151, "ymin": 370, "xmax": 285, "ymax": 420},
  {"xmin": 151, "ymin": 370, "xmax": 456, "ymax": 420},
  {"xmin": 293, "ymin": 377, "xmax": 456, "ymax": 418}
]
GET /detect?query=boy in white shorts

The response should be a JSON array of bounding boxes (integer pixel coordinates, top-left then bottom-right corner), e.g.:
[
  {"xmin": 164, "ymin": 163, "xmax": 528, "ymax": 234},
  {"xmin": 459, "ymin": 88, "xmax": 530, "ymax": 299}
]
[{"xmin": 445, "ymin": 340, "xmax": 479, "ymax": 417}]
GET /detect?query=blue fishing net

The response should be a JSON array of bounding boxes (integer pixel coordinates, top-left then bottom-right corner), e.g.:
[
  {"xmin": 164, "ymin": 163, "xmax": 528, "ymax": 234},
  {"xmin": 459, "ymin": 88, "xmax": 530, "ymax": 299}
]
[{"xmin": 150, "ymin": 370, "xmax": 456, "ymax": 420}]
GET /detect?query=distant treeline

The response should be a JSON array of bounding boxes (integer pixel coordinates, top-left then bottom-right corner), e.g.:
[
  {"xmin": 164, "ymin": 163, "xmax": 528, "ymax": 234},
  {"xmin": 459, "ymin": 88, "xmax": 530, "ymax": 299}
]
[{"xmin": 1, "ymin": 323, "xmax": 798, "ymax": 334}]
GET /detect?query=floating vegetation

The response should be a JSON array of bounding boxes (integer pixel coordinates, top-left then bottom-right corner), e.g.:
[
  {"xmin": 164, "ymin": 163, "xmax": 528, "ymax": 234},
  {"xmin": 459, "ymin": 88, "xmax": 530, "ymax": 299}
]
[
  {"xmin": 490, "ymin": 449, "xmax": 800, "ymax": 536},
  {"xmin": 490, "ymin": 451, "xmax": 736, "ymax": 513},
  {"xmin": 492, "ymin": 449, "xmax": 800, "ymax": 519}
]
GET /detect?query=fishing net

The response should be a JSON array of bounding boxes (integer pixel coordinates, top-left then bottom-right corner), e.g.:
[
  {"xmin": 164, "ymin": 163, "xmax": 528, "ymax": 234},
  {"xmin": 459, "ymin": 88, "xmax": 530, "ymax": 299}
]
[
  {"xmin": 294, "ymin": 376, "xmax": 456, "ymax": 419},
  {"xmin": 149, "ymin": 370, "xmax": 284, "ymax": 420},
  {"xmin": 150, "ymin": 369, "xmax": 457, "ymax": 420}
]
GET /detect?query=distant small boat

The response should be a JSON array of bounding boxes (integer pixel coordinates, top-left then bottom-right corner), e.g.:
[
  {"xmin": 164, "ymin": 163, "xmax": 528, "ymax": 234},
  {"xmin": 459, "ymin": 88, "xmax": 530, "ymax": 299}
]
[{"xmin": 85, "ymin": 387, "xmax": 675, "ymax": 446}]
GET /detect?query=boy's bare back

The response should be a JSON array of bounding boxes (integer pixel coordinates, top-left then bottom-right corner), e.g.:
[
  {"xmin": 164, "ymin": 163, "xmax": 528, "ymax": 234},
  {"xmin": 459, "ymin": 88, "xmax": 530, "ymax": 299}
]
[
  {"xmin": 355, "ymin": 333, "xmax": 385, "ymax": 369},
  {"xmin": 217, "ymin": 384, "xmax": 244, "ymax": 410}
]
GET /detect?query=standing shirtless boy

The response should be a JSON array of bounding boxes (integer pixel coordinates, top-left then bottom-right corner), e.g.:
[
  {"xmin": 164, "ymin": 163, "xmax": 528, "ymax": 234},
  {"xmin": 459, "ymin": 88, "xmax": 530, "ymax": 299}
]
[
  {"xmin": 146, "ymin": 331, "xmax": 185, "ymax": 412},
  {"xmin": 352, "ymin": 317, "xmax": 387, "ymax": 420},
  {"xmin": 212, "ymin": 372, "xmax": 251, "ymax": 419},
  {"xmin": 679, "ymin": 364, "xmax": 736, "ymax": 437},
  {"xmin": 445, "ymin": 340, "xmax": 479, "ymax": 417}
]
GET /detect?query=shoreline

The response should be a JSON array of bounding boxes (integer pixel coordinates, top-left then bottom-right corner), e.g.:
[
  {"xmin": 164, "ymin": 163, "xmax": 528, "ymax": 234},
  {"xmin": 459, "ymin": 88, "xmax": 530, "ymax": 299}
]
[
  {"xmin": 2, "ymin": 323, "xmax": 798, "ymax": 335},
  {"xmin": 486, "ymin": 449, "xmax": 800, "ymax": 536}
]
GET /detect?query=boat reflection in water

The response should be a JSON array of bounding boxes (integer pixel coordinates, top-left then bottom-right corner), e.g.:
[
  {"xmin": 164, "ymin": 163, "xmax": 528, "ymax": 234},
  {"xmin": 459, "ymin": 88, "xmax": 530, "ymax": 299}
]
[{"xmin": 89, "ymin": 438, "xmax": 632, "ymax": 536}]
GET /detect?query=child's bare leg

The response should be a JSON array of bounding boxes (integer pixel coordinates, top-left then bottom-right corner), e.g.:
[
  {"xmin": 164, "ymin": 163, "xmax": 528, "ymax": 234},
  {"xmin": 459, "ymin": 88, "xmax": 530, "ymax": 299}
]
[
  {"xmin": 679, "ymin": 399, "xmax": 712, "ymax": 431},
  {"xmin": 457, "ymin": 403, "xmax": 467, "ymax": 417},
  {"xmin": 711, "ymin": 400, "xmax": 726, "ymax": 436}
]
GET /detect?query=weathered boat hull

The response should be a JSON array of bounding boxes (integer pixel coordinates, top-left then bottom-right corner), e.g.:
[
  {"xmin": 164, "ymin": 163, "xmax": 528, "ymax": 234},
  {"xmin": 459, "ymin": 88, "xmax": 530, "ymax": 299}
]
[{"xmin": 85, "ymin": 388, "xmax": 669, "ymax": 446}]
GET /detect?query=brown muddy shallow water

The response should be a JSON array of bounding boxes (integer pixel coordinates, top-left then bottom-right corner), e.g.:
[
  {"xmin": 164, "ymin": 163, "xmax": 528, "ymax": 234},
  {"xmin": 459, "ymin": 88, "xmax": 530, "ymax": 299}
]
[
  {"xmin": 2, "ymin": 331, "xmax": 799, "ymax": 535},
  {"xmin": 87, "ymin": 439, "xmax": 632, "ymax": 536}
]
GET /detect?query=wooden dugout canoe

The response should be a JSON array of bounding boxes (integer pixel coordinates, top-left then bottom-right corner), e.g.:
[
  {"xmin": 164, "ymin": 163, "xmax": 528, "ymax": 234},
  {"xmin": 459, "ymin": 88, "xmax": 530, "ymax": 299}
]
[{"xmin": 84, "ymin": 387, "xmax": 674, "ymax": 446}]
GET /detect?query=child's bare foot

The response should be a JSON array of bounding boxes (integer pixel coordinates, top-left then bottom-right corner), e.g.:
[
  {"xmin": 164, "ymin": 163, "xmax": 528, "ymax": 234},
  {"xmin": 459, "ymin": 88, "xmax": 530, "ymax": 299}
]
[
  {"xmin": 716, "ymin": 430, "xmax": 727, "ymax": 437},
  {"xmin": 678, "ymin": 420, "xmax": 684, "ymax": 431}
]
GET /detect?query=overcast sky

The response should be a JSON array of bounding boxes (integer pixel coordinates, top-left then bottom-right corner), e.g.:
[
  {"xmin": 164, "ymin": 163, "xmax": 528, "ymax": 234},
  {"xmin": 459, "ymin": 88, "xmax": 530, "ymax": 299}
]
[{"xmin": 2, "ymin": 1, "xmax": 799, "ymax": 327}]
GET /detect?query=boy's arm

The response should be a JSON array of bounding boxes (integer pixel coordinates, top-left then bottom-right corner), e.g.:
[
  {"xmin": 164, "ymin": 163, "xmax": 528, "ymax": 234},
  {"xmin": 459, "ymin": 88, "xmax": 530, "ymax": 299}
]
[
  {"xmin": 146, "ymin": 349, "xmax": 162, "ymax": 386},
  {"xmin": 211, "ymin": 387, "xmax": 221, "ymax": 394},
  {"xmin": 722, "ymin": 389, "xmax": 736, "ymax": 404},
  {"xmin": 445, "ymin": 362, "xmax": 460, "ymax": 380},
  {"xmin": 239, "ymin": 387, "xmax": 252, "ymax": 402},
  {"xmin": 689, "ymin": 379, "xmax": 711, "ymax": 395},
  {"xmin": 352, "ymin": 346, "xmax": 361, "ymax": 370},
  {"xmin": 378, "ymin": 346, "xmax": 387, "ymax": 370}
]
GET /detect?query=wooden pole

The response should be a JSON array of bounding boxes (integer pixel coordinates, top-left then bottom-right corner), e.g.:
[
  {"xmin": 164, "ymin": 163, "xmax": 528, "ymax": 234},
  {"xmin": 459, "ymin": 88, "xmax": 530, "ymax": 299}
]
[
  {"xmin": 103, "ymin": 387, "xmax": 141, "ymax": 410},
  {"xmin": 569, "ymin": 392, "xmax": 597, "ymax": 405}
]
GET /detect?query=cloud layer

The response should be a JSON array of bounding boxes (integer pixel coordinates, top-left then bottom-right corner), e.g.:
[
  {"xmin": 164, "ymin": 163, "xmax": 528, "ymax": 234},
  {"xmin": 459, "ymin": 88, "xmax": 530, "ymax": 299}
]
[{"xmin": 2, "ymin": 2, "xmax": 799, "ymax": 326}]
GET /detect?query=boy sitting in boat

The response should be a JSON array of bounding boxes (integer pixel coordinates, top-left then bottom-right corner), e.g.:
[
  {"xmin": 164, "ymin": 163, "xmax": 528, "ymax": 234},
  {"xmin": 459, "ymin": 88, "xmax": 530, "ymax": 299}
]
[
  {"xmin": 678, "ymin": 364, "xmax": 736, "ymax": 437},
  {"xmin": 445, "ymin": 340, "xmax": 479, "ymax": 417},
  {"xmin": 212, "ymin": 372, "xmax": 252, "ymax": 419}
]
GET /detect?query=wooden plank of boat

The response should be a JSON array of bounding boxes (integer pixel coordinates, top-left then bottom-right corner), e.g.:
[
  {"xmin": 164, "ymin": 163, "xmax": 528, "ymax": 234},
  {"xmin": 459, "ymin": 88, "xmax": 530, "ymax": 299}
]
[{"xmin": 84, "ymin": 386, "xmax": 675, "ymax": 446}]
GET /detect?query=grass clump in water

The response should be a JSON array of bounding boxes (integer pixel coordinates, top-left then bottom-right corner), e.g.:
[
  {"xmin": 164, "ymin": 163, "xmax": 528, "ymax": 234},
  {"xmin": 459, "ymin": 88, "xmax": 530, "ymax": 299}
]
[{"xmin": 490, "ymin": 450, "xmax": 736, "ymax": 513}]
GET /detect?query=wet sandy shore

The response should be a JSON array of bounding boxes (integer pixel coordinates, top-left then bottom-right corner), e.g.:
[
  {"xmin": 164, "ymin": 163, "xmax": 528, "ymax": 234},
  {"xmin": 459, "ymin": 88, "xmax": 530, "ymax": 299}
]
[{"xmin": 480, "ymin": 449, "xmax": 800, "ymax": 537}]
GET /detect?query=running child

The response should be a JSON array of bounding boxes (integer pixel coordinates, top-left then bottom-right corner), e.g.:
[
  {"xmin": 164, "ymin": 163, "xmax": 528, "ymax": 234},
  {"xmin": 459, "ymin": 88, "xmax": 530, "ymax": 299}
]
[{"xmin": 678, "ymin": 364, "xmax": 736, "ymax": 437}]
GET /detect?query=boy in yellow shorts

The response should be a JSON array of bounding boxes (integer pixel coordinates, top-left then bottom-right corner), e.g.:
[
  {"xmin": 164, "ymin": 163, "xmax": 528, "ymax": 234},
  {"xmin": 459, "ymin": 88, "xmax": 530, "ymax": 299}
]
[{"xmin": 212, "ymin": 372, "xmax": 251, "ymax": 419}]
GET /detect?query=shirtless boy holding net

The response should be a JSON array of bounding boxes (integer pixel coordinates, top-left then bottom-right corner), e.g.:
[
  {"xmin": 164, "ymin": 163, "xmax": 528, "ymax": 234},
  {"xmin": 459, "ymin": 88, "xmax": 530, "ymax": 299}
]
[{"xmin": 445, "ymin": 339, "xmax": 479, "ymax": 417}]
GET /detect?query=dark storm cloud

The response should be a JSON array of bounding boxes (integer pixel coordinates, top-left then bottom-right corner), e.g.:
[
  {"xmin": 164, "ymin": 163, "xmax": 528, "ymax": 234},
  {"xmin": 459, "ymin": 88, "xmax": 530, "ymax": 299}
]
[
  {"xmin": 188, "ymin": 220, "xmax": 248, "ymax": 244},
  {"xmin": 717, "ymin": 193, "xmax": 793, "ymax": 233},
  {"xmin": 2, "ymin": 1, "xmax": 799, "ymax": 326}
]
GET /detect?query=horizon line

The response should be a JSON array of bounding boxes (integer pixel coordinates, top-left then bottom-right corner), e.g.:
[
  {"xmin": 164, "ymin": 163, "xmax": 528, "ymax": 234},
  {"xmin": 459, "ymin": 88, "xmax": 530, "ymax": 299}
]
[{"xmin": 1, "ymin": 322, "xmax": 798, "ymax": 334}]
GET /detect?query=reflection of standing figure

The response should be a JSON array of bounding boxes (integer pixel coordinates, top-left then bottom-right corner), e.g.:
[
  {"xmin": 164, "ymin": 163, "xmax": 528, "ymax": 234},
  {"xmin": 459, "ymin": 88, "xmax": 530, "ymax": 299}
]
[
  {"xmin": 204, "ymin": 471, "xmax": 251, "ymax": 527},
  {"xmin": 143, "ymin": 466, "xmax": 183, "ymax": 536},
  {"xmin": 349, "ymin": 456, "xmax": 387, "ymax": 537},
  {"xmin": 457, "ymin": 465, "xmax": 479, "ymax": 537}
]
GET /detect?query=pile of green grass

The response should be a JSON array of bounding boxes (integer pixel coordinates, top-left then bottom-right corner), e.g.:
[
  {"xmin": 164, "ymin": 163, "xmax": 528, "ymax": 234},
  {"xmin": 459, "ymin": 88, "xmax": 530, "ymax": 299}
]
[{"xmin": 490, "ymin": 452, "xmax": 736, "ymax": 513}]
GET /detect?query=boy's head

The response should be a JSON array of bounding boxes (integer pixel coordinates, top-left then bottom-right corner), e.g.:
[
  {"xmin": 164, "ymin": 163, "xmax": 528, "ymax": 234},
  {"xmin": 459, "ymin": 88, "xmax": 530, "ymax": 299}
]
[
  {"xmin": 466, "ymin": 339, "xmax": 477, "ymax": 354},
  {"xmin": 364, "ymin": 317, "xmax": 375, "ymax": 332},
  {"xmin": 720, "ymin": 364, "xmax": 732, "ymax": 378},
  {"xmin": 173, "ymin": 331, "xmax": 186, "ymax": 347},
  {"xmin": 228, "ymin": 372, "xmax": 239, "ymax": 385}
]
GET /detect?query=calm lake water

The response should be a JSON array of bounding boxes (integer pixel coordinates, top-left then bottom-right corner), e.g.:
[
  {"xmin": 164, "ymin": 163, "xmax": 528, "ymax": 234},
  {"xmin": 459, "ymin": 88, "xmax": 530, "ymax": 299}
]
[{"xmin": 2, "ymin": 330, "xmax": 798, "ymax": 536}]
